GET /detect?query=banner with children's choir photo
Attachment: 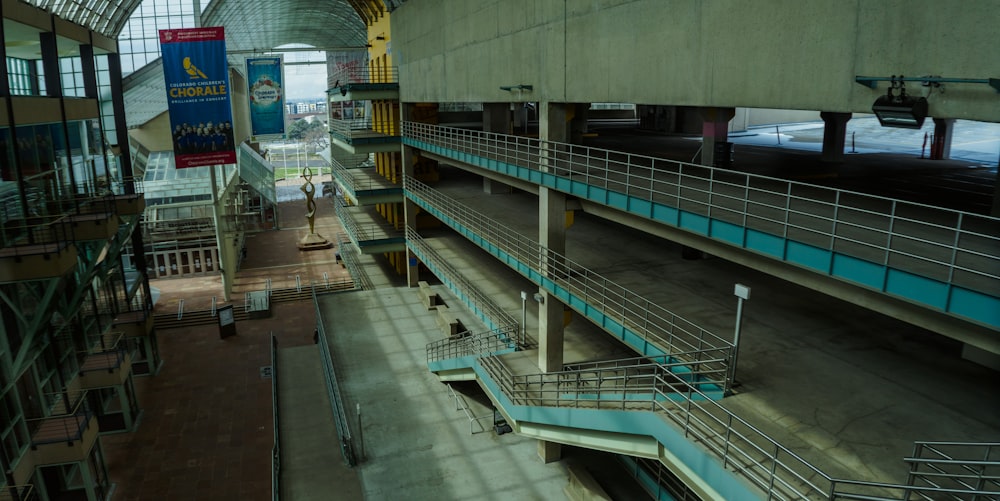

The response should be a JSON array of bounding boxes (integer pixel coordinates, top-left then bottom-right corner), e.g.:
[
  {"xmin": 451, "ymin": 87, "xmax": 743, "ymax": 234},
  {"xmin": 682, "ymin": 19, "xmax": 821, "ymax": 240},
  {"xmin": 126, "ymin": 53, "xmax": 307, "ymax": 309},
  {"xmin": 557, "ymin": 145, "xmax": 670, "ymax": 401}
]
[{"xmin": 159, "ymin": 27, "xmax": 236, "ymax": 168}]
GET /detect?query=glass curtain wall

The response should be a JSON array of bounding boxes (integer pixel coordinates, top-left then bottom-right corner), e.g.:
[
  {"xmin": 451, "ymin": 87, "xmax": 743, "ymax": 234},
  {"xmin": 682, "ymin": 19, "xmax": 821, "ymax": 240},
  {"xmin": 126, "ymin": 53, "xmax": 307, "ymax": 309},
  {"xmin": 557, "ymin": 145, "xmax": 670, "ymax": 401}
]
[{"xmin": 117, "ymin": 0, "xmax": 199, "ymax": 76}]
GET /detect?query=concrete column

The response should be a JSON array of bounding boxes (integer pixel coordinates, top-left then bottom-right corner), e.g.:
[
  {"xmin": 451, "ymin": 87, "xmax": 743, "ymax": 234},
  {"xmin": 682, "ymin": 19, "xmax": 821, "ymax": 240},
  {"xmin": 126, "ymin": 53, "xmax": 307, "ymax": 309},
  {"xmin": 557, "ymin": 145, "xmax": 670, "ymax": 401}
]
[
  {"xmin": 402, "ymin": 142, "xmax": 420, "ymax": 287},
  {"xmin": 536, "ymin": 102, "xmax": 571, "ymax": 461},
  {"xmin": 699, "ymin": 107, "xmax": 735, "ymax": 167},
  {"xmin": 993, "ymin": 151, "xmax": 1000, "ymax": 217},
  {"xmin": 540, "ymin": 102, "xmax": 570, "ymax": 143},
  {"xmin": 483, "ymin": 103, "xmax": 512, "ymax": 194},
  {"xmin": 931, "ymin": 118, "xmax": 955, "ymax": 160},
  {"xmin": 537, "ymin": 438, "xmax": 562, "ymax": 464},
  {"xmin": 569, "ymin": 103, "xmax": 590, "ymax": 143},
  {"xmin": 538, "ymin": 183, "xmax": 566, "ymax": 372},
  {"xmin": 820, "ymin": 111, "xmax": 852, "ymax": 163},
  {"xmin": 537, "ymin": 102, "xmax": 569, "ymax": 372},
  {"xmin": 482, "ymin": 102, "xmax": 511, "ymax": 134}
]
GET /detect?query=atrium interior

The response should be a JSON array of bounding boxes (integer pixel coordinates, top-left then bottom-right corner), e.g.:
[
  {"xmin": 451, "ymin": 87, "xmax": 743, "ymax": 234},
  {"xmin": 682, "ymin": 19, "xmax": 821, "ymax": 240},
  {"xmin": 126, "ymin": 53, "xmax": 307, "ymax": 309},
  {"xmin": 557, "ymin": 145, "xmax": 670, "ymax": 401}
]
[{"xmin": 1, "ymin": 1, "xmax": 998, "ymax": 500}]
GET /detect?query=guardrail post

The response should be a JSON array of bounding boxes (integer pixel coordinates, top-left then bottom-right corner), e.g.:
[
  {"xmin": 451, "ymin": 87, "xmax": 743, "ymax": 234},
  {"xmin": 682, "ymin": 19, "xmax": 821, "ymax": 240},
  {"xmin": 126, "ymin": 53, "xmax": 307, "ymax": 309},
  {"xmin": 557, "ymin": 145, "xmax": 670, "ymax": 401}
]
[{"xmin": 357, "ymin": 403, "xmax": 365, "ymax": 462}]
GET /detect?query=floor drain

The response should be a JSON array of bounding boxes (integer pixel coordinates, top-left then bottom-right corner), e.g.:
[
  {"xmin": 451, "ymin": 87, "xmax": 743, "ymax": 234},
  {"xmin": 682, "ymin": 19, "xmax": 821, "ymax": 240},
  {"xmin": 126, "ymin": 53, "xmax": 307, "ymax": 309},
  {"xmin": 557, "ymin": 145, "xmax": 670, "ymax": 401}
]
[{"xmin": 260, "ymin": 366, "xmax": 273, "ymax": 379}]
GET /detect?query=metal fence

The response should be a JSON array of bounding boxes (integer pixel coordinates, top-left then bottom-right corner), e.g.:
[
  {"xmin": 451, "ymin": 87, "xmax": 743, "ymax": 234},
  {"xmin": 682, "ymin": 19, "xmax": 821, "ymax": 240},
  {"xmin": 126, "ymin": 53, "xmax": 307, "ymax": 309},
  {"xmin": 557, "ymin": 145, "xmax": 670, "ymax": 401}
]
[
  {"xmin": 270, "ymin": 333, "xmax": 280, "ymax": 501},
  {"xmin": 334, "ymin": 196, "xmax": 403, "ymax": 244},
  {"xmin": 479, "ymin": 354, "xmax": 1000, "ymax": 501},
  {"xmin": 426, "ymin": 325, "xmax": 518, "ymax": 364},
  {"xmin": 405, "ymin": 177, "xmax": 733, "ymax": 374},
  {"xmin": 329, "ymin": 156, "xmax": 395, "ymax": 194},
  {"xmin": 312, "ymin": 286, "xmax": 357, "ymax": 466},
  {"xmin": 329, "ymin": 65, "xmax": 399, "ymax": 87},
  {"xmin": 403, "ymin": 121, "xmax": 1000, "ymax": 301}
]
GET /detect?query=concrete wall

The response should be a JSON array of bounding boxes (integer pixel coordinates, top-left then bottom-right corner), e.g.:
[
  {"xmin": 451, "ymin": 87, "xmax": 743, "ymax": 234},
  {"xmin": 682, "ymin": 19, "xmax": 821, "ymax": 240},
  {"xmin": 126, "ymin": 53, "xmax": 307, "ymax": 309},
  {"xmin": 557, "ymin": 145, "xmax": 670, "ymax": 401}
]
[
  {"xmin": 128, "ymin": 111, "xmax": 173, "ymax": 152},
  {"xmin": 392, "ymin": 0, "xmax": 1000, "ymax": 122}
]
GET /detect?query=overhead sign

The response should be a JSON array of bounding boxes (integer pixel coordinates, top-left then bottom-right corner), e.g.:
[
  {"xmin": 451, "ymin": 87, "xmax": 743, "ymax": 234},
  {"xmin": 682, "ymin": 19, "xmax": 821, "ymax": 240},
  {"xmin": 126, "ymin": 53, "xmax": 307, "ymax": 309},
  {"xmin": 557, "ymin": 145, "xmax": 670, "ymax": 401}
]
[
  {"xmin": 246, "ymin": 56, "xmax": 286, "ymax": 140},
  {"xmin": 159, "ymin": 27, "xmax": 236, "ymax": 168}
]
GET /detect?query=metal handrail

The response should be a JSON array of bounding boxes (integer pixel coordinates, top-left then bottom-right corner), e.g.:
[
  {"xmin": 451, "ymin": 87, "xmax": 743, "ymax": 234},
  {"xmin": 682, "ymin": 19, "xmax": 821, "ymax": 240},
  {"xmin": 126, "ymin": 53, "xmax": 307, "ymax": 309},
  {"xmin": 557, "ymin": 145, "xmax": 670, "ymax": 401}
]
[
  {"xmin": 78, "ymin": 332, "xmax": 128, "ymax": 374},
  {"xmin": 0, "ymin": 216, "xmax": 76, "ymax": 255},
  {"xmin": 330, "ymin": 155, "xmax": 400, "ymax": 194},
  {"xmin": 620, "ymin": 455, "xmax": 700, "ymax": 501},
  {"xmin": 402, "ymin": 122, "xmax": 1000, "ymax": 300},
  {"xmin": 405, "ymin": 177, "xmax": 733, "ymax": 369},
  {"xmin": 479, "ymin": 354, "xmax": 828, "ymax": 499},
  {"xmin": 328, "ymin": 65, "xmax": 399, "ymax": 87},
  {"xmin": 312, "ymin": 286, "xmax": 357, "ymax": 466},
  {"xmin": 110, "ymin": 179, "xmax": 146, "ymax": 195},
  {"xmin": 25, "ymin": 390, "xmax": 92, "ymax": 446},
  {"xmin": 0, "ymin": 484, "xmax": 37, "ymax": 501},
  {"xmin": 407, "ymin": 229, "xmax": 517, "ymax": 331},
  {"xmin": 426, "ymin": 325, "xmax": 518, "ymax": 364},
  {"xmin": 336, "ymin": 233, "xmax": 372, "ymax": 291},
  {"xmin": 829, "ymin": 478, "xmax": 1000, "ymax": 500},
  {"xmin": 334, "ymin": 198, "xmax": 404, "ymax": 243},
  {"xmin": 445, "ymin": 383, "xmax": 490, "ymax": 435},
  {"xmin": 904, "ymin": 441, "xmax": 1000, "ymax": 500},
  {"xmin": 479, "ymin": 354, "xmax": 1000, "ymax": 500},
  {"xmin": 328, "ymin": 118, "xmax": 399, "ymax": 140},
  {"xmin": 270, "ymin": 333, "xmax": 280, "ymax": 501}
]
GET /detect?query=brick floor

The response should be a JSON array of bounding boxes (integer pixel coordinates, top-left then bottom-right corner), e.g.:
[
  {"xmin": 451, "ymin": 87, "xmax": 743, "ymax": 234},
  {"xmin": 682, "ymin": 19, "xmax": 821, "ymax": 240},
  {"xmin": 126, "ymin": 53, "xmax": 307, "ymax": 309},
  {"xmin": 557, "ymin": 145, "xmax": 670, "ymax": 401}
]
[{"xmin": 104, "ymin": 198, "xmax": 343, "ymax": 500}]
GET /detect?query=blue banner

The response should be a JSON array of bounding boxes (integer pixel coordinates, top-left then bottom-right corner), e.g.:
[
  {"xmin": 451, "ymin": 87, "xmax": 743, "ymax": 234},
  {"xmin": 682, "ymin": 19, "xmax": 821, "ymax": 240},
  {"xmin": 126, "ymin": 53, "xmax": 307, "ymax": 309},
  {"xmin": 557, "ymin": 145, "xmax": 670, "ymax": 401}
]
[
  {"xmin": 247, "ymin": 57, "xmax": 286, "ymax": 140},
  {"xmin": 159, "ymin": 27, "xmax": 236, "ymax": 168}
]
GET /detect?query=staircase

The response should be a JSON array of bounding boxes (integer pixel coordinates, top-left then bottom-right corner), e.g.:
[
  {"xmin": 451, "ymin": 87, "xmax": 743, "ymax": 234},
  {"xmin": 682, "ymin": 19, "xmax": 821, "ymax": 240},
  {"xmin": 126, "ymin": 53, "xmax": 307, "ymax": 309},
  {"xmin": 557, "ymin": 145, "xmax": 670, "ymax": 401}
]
[
  {"xmin": 471, "ymin": 354, "xmax": 1000, "ymax": 500},
  {"xmin": 153, "ymin": 281, "xmax": 355, "ymax": 330}
]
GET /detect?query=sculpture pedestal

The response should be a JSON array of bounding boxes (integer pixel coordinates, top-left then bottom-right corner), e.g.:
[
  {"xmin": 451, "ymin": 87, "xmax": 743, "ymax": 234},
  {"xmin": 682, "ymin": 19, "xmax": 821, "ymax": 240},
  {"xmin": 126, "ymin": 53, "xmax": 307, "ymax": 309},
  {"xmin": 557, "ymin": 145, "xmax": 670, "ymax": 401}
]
[{"xmin": 297, "ymin": 232, "xmax": 333, "ymax": 251}]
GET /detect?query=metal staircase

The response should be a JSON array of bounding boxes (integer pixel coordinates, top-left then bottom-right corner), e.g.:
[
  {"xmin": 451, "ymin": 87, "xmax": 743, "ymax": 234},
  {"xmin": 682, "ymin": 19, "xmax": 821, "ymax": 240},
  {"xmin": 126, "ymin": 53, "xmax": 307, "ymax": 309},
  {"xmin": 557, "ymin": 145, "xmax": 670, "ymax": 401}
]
[{"xmin": 474, "ymin": 354, "xmax": 999, "ymax": 501}]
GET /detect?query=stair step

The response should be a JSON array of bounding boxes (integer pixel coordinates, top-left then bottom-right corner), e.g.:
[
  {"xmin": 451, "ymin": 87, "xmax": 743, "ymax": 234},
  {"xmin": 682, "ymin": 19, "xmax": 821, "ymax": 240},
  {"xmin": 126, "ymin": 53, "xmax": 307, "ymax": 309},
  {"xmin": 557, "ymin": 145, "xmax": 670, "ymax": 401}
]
[{"xmin": 152, "ymin": 283, "xmax": 356, "ymax": 330}]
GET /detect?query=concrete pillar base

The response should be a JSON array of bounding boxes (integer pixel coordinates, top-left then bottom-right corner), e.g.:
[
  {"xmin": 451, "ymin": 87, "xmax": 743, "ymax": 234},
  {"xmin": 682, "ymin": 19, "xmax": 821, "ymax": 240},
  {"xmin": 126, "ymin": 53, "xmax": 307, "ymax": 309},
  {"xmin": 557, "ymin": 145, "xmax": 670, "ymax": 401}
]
[
  {"xmin": 931, "ymin": 118, "xmax": 955, "ymax": 160},
  {"xmin": 820, "ymin": 111, "xmax": 852, "ymax": 163},
  {"xmin": 538, "ymin": 289, "xmax": 565, "ymax": 371},
  {"xmin": 483, "ymin": 177, "xmax": 511, "ymax": 194},
  {"xmin": 405, "ymin": 249, "xmax": 419, "ymax": 287},
  {"xmin": 483, "ymin": 102, "xmax": 511, "ymax": 134},
  {"xmin": 993, "ymin": 154, "xmax": 1000, "ymax": 217},
  {"xmin": 537, "ymin": 439, "xmax": 562, "ymax": 464},
  {"xmin": 699, "ymin": 107, "xmax": 736, "ymax": 168}
]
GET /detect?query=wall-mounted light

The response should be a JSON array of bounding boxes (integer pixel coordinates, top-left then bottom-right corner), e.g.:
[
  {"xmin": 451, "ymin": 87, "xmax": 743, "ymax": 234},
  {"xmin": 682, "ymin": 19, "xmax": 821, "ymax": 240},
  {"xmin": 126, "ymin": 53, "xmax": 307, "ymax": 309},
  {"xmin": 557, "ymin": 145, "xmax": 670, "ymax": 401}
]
[
  {"xmin": 871, "ymin": 75, "xmax": 928, "ymax": 129},
  {"xmin": 375, "ymin": 35, "xmax": 386, "ymax": 41},
  {"xmin": 500, "ymin": 84, "xmax": 533, "ymax": 92}
]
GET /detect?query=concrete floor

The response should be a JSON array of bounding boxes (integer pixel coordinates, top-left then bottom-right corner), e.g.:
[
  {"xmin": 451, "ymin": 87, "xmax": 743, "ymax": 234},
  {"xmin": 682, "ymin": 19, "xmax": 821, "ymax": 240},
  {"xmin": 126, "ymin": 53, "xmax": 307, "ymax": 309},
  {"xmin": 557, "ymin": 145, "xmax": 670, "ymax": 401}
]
[
  {"xmin": 317, "ymin": 288, "xmax": 572, "ymax": 500},
  {"xmin": 418, "ymin": 161, "xmax": 1000, "ymax": 485},
  {"xmin": 104, "ymin": 122, "xmax": 1000, "ymax": 501}
]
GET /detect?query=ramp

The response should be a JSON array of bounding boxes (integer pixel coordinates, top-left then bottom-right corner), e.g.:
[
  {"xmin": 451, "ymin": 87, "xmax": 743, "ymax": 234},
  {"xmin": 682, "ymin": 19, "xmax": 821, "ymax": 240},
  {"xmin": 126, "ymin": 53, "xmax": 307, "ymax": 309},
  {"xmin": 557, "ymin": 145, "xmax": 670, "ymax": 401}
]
[{"xmin": 277, "ymin": 344, "xmax": 361, "ymax": 500}]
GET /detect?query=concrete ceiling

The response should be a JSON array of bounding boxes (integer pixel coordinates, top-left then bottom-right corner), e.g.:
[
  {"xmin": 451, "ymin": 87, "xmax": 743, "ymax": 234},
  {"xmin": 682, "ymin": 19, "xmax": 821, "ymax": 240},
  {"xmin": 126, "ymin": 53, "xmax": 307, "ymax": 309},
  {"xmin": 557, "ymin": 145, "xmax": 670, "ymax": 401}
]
[
  {"xmin": 21, "ymin": 0, "xmax": 143, "ymax": 39},
  {"xmin": 202, "ymin": 0, "xmax": 367, "ymax": 53},
  {"xmin": 15, "ymin": 0, "xmax": 393, "ymax": 131}
]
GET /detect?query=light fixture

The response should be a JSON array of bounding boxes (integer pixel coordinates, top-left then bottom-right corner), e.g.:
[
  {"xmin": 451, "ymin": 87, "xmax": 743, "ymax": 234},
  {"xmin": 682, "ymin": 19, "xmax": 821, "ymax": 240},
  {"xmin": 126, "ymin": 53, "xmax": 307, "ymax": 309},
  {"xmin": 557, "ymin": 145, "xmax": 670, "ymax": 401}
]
[
  {"xmin": 500, "ymin": 84, "xmax": 533, "ymax": 92},
  {"xmin": 871, "ymin": 75, "xmax": 928, "ymax": 129}
]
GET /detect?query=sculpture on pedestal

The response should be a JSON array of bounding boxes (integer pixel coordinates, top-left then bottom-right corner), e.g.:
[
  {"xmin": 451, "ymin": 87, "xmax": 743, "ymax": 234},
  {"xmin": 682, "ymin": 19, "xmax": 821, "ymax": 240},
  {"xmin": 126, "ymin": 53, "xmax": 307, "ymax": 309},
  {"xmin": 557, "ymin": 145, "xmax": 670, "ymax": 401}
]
[{"xmin": 297, "ymin": 167, "xmax": 333, "ymax": 250}]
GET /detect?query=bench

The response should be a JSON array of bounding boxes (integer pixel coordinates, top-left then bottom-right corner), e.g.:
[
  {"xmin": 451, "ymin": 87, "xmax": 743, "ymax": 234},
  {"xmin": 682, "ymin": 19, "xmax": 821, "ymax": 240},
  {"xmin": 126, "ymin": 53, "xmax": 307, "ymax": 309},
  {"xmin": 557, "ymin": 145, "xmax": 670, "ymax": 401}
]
[
  {"xmin": 418, "ymin": 281, "xmax": 441, "ymax": 309},
  {"xmin": 434, "ymin": 304, "xmax": 467, "ymax": 338}
]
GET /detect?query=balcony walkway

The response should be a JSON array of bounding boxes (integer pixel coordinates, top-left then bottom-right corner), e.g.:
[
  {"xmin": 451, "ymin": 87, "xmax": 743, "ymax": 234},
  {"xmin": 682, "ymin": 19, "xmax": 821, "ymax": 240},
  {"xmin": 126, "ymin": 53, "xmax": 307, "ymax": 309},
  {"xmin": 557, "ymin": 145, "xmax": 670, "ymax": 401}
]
[{"xmin": 98, "ymin": 127, "xmax": 999, "ymax": 500}]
